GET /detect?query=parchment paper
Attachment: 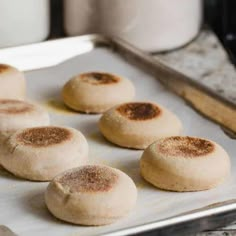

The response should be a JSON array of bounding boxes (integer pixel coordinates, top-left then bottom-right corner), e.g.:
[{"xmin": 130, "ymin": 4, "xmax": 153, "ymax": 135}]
[{"xmin": 0, "ymin": 47, "xmax": 235, "ymax": 236}]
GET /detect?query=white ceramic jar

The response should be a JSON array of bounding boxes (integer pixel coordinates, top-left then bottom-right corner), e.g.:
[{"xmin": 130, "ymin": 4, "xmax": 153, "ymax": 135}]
[
  {"xmin": 0, "ymin": 0, "xmax": 50, "ymax": 48},
  {"xmin": 64, "ymin": 0, "xmax": 202, "ymax": 52}
]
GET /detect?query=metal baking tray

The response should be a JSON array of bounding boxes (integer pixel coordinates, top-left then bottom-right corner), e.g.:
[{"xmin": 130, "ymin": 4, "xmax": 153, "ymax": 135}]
[{"xmin": 0, "ymin": 35, "xmax": 235, "ymax": 236}]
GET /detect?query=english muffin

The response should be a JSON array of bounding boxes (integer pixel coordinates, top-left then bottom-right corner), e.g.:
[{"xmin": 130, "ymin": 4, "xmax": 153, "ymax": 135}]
[
  {"xmin": 99, "ymin": 102, "xmax": 182, "ymax": 149},
  {"xmin": 0, "ymin": 64, "xmax": 26, "ymax": 100},
  {"xmin": 140, "ymin": 136, "xmax": 231, "ymax": 191},
  {"xmin": 45, "ymin": 165, "xmax": 137, "ymax": 225},
  {"xmin": 0, "ymin": 99, "xmax": 50, "ymax": 156},
  {"xmin": 1, "ymin": 126, "xmax": 88, "ymax": 181},
  {"xmin": 0, "ymin": 99, "xmax": 50, "ymax": 133},
  {"xmin": 62, "ymin": 72, "xmax": 135, "ymax": 113}
]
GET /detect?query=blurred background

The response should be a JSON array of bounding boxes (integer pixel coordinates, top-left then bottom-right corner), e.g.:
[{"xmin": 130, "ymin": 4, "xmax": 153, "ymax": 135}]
[{"xmin": 0, "ymin": 0, "xmax": 236, "ymax": 64}]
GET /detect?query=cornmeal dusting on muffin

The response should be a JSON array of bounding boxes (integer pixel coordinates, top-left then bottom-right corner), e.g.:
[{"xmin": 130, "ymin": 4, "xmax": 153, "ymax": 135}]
[
  {"xmin": 80, "ymin": 72, "xmax": 120, "ymax": 85},
  {"xmin": 58, "ymin": 166, "xmax": 118, "ymax": 192},
  {"xmin": 117, "ymin": 102, "xmax": 161, "ymax": 120},
  {"xmin": 16, "ymin": 127, "xmax": 72, "ymax": 147},
  {"xmin": 0, "ymin": 100, "xmax": 32, "ymax": 114},
  {"xmin": 157, "ymin": 136, "xmax": 214, "ymax": 157}
]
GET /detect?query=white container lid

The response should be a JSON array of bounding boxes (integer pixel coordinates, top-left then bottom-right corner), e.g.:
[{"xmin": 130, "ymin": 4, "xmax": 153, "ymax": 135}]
[{"xmin": 0, "ymin": 0, "xmax": 50, "ymax": 48}]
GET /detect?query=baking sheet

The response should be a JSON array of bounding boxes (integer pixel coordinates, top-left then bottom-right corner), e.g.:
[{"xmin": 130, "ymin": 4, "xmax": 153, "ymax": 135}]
[{"xmin": 0, "ymin": 44, "xmax": 235, "ymax": 236}]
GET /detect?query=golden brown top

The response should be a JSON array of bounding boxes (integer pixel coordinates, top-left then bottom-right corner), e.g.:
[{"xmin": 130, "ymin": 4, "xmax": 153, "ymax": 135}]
[
  {"xmin": 157, "ymin": 136, "xmax": 215, "ymax": 158},
  {"xmin": 16, "ymin": 127, "xmax": 72, "ymax": 147},
  {"xmin": 80, "ymin": 72, "xmax": 120, "ymax": 85},
  {"xmin": 0, "ymin": 64, "xmax": 9, "ymax": 73},
  {"xmin": 117, "ymin": 102, "xmax": 161, "ymax": 120},
  {"xmin": 57, "ymin": 165, "xmax": 118, "ymax": 193},
  {"xmin": 0, "ymin": 100, "xmax": 32, "ymax": 114}
]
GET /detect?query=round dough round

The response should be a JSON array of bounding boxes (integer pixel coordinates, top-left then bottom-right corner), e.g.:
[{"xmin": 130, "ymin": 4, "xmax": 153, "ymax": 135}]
[
  {"xmin": 0, "ymin": 99, "xmax": 50, "ymax": 133},
  {"xmin": 140, "ymin": 136, "xmax": 231, "ymax": 192},
  {"xmin": 1, "ymin": 126, "xmax": 88, "ymax": 181},
  {"xmin": 45, "ymin": 165, "xmax": 137, "ymax": 225},
  {"xmin": 0, "ymin": 64, "xmax": 26, "ymax": 100},
  {"xmin": 62, "ymin": 72, "xmax": 135, "ymax": 113},
  {"xmin": 99, "ymin": 102, "xmax": 182, "ymax": 149}
]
